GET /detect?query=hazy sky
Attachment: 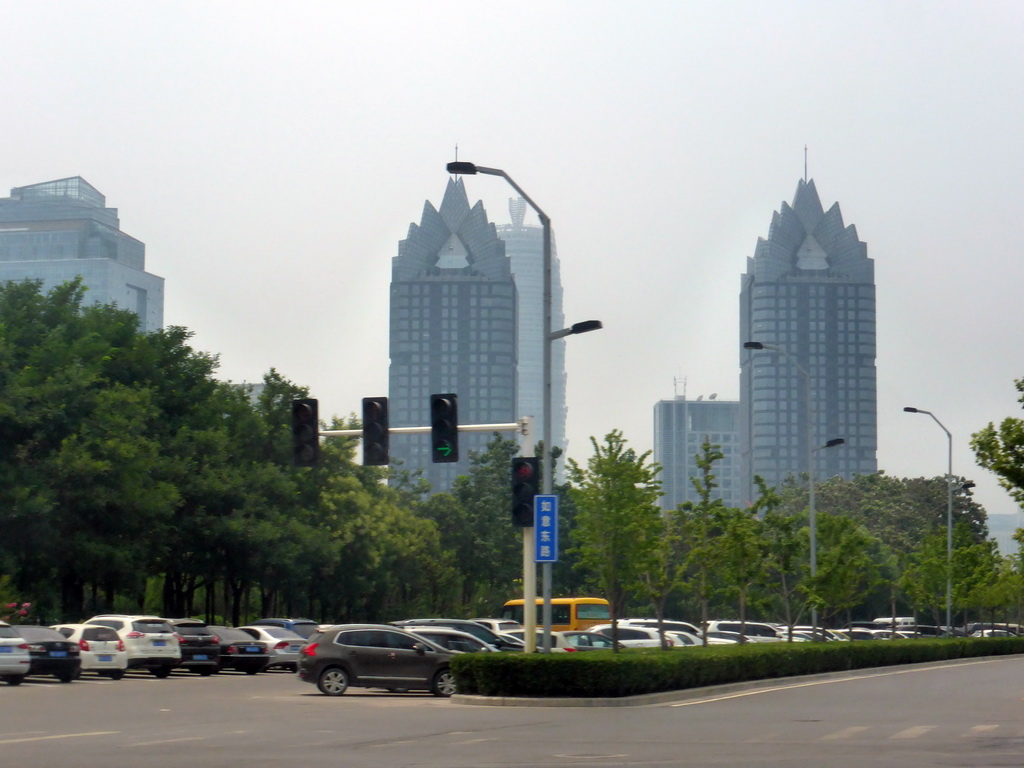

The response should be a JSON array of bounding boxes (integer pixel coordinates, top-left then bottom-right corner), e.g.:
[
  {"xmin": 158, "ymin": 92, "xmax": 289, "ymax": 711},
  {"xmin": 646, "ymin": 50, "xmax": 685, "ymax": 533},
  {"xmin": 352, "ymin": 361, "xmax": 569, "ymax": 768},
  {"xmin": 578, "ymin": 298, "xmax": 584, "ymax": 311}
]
[{"xmin": 4, "ymin": 2, "xmax": 1023, "ymax": 524}]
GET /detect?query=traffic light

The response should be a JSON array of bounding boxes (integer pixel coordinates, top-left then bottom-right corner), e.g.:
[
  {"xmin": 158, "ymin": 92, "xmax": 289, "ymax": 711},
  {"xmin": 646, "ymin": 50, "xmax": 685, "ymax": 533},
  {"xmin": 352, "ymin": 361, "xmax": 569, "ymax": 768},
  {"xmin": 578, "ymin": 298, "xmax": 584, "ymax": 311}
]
[
  {"xmin": 291, "ymin": 398, "xmax": 319, "ymax": 467},
  {"xmin": 362, "ymin": 396, "xmax": 389, "ymax": 466},
  {"xmin": 511, "ymin": 456, "xmax": 540, "ymax": 527},
  {"xmin": 429, "ymin": 393, "xmax": 459, "ymax": 463}
]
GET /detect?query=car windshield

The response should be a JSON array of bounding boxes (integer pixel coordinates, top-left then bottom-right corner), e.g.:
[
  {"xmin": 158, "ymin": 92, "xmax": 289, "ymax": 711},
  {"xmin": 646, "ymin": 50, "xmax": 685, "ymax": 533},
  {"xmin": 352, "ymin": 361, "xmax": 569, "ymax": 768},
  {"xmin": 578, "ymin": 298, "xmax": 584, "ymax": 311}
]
[
  {"xmin": 210, "ymin": 627, "xmax": 248, "ymax": 643},
  {"xmin": 0, "ymin": 626, "xmax": 23, "ymax": 639},
  {"xmin": 252, "ymin": 626, "xmax": 303, "ymax": 639},
  {"xmin": 287, "ymin": 622, "xmax": 320, "ymax": 638},
  {"xmin": 132, "ymin": 620, "xmax": 173, "ymax": 633},
  {"xmin": 13, "ymin": 626, "xmax": 64, "ymax": 641},
  {"xmin": 173, "ymin": 624, "xmax": 211, "ymax": 636},
  {"xmin": 82, "ymin": 627, "xmax": 119, "ymax": 641}
]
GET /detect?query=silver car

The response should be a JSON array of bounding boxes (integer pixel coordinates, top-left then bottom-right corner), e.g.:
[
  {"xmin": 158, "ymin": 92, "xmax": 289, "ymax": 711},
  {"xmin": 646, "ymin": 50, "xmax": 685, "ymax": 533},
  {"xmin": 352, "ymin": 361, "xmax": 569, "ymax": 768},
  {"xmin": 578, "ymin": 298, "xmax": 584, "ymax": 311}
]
[
  {"xmin": 237, "ymin": 625, "xmax": 305, "ymax": 670},
  {"xmin": 0, "ymin": 621, "xmax": 31, "ymax": 685}
]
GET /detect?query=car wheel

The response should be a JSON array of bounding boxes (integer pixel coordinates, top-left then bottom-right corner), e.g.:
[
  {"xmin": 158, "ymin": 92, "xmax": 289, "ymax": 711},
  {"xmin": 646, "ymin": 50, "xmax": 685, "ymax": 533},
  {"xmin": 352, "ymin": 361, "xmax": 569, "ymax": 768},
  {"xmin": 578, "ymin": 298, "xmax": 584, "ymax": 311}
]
[
  {"xmin": 58, "ymin": 673, "xmax": 75, "ymax": 683},
  {"xmin": 245, "ymin": 668, "xmax": 259, "ymax": 675},
  {"xmin": 197, "ymin": 667, "xmax": 214, "ymax": 677},
  {"xmin": 430, "ymin": 668, "xmax": 457, "ymax": 697},
  {"xmin": 106, "ymin": 670, "xmax": 125, "ymax": 680},
  {"xmin": 317, "ymin": 667, "xmax": 349, "ymax": 696},
  {"xmin": 2, "ymin": 675, "xmax": 24, "ymax": 686},
  {"xmin": 152, "ymin": 666, "xmax": 173, "ymax": 678}
]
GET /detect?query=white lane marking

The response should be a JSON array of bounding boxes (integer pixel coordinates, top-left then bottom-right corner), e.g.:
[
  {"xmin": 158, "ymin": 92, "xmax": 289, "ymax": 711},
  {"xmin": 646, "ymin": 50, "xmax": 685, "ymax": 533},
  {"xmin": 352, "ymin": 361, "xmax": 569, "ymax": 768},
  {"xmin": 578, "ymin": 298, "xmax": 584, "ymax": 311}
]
[
  {"xmin": 670, "ymin": 658, "xmax": 1010, "ymax": 708},
  {"xmin": 964, "ymin": 724, "xmax": 999, "ymax": 736},
  {"xmin": 131, "ymin": 736, "xmax": 209, "ymax": 746},
  {"xmin": 0, "ymin": 731, "xmax": 119, "ymax": 745},
  {"xmin": 891, "ymin": 725, "xmax": 936, "ymax": 739},
  {"xmin": 820, "ymin": 726, "xmax": 869, "ymax": 740}
]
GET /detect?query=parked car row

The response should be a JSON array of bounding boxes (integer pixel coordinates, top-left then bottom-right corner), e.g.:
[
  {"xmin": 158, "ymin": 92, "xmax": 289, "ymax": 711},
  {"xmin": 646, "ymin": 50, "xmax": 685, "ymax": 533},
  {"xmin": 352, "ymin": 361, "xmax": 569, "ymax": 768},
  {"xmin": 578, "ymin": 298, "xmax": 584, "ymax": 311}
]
[{"xmin": 0, "ymin": 615, "xmax": 311, "ymax": 685}]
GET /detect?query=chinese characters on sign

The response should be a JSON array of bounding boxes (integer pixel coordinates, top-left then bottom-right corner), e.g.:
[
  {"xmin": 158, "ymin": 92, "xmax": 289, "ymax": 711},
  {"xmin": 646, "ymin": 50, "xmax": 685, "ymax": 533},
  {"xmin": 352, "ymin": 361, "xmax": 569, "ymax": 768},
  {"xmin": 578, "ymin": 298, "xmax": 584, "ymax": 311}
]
[{"xmin": 534, "ymin": 495, "xmax": 558, "ymax": 563}]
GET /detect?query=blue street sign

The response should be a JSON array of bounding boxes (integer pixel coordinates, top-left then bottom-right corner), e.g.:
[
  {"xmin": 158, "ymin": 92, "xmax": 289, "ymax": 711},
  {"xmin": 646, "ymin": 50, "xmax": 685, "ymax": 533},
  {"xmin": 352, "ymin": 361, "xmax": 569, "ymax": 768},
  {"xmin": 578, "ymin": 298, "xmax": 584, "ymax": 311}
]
[{"xmin": 534, "ymin": 495, "xmax": 558, "ymax": 563}]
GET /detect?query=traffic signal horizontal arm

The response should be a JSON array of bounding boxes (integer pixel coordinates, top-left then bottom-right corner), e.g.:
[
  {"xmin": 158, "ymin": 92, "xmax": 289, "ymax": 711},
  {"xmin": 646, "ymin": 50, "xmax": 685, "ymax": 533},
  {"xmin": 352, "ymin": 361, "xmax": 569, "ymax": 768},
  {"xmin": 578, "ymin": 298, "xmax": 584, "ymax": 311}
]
[{"xmin": 319, "ymin": 419, "xmax": 529, "ymax": 438}]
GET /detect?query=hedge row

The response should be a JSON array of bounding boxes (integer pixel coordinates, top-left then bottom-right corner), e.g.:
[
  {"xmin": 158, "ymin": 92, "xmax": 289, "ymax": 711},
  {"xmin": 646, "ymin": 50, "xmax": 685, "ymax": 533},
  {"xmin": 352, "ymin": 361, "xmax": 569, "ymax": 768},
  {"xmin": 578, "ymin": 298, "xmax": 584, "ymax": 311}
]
[{"xmin": 450, "ymin": 638, "xmax": 1024, "ymax": 698}]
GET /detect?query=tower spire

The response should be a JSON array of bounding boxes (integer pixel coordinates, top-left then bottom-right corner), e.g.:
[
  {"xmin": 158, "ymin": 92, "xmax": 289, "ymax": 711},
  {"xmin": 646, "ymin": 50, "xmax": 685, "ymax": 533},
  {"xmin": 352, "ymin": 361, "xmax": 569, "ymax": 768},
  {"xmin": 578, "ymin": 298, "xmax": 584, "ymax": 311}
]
[{"xmin": 804, "ymin": 144, "xmax": 808, "ymax": 182}]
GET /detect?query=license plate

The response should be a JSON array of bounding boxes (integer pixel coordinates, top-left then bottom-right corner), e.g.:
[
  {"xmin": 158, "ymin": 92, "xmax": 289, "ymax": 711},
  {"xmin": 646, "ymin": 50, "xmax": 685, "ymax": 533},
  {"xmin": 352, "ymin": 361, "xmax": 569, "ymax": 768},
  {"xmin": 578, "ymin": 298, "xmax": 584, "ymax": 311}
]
[
  {"xmin": 98, "ymin": 655, "xmax": 113, "ymax": 662},
  {"xmin": 194, "ymin": 654, "xmax": 207, "ymax": 660},
  {"xmin": 289, "ymin": 645, "xmax": 300, "ymax": 652},
  {"xmin": 51, "ymin": 650, "xmax": 68, "ymax": 657},
  {"xmin": 245, "ymin": 646, "xmax": 259, "ymax": 653},
  {"xmin": 153, "ymin": 640, "xmax": 166, "ymax": 647},
  {"xmin": 0, "ymin": 647, "xmax": 11, "ymax": 653}
]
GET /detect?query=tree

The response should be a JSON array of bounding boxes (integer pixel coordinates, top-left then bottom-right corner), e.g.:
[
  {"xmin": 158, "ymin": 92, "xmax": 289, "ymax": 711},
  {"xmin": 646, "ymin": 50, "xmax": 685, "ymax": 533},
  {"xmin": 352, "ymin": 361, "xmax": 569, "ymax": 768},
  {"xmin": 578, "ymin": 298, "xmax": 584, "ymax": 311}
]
[
  {"xmin": 676, "ymin": 440, "xmax": 727, "ymax": 644},
  {"xmin": 710, "ymin": 503, "xmax": 765, "ymax": 639},
  {"xmin": 759, "ymin": 478, "xmax": 810, "ymax": 637},
  {"xmin": 973, "ymin": 377, "xmax": 1024, "ymax": 509},
  {"xmin": 567, "ymin": 430, "xmax": 662, "ymax": 651}
]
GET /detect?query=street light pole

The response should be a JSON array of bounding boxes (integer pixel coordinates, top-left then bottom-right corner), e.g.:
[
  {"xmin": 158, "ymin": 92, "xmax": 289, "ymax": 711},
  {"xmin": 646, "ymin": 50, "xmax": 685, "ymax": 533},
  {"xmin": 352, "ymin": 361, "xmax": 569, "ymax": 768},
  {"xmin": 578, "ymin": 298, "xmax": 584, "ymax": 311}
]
[
  {"xmin": 744, "ymin": 341, "xmax": 841, "ymax": 639},
  {"xmin": 903, "ymin": 406, "xmax": 955, "ymax": 632},
  {"xmin": 446, "ymin": 161, "xmax": 600, "ymax": 652}
]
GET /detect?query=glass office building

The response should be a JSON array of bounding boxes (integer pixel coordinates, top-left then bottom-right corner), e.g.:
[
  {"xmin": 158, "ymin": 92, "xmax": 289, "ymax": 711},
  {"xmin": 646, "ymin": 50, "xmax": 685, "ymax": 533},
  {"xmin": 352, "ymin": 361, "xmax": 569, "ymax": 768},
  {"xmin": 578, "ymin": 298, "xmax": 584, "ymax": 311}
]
[
  {"xmin": 0, "ymin": 177, "xmax": 163, "ymax": 332},
  {"xmin": 654, "ymin": 396, "xmax": 742, "ymax": 510},
  {"xmin": 739, "ymin": 179, "xmax": 877, "ymax": 502},
  {"xmin": 496, "ymin": 197, "xmax": 567, "ymax": 466},
  {"xmin": 389, "ymin": 179, "xmax": 517, "ymax": 492}
]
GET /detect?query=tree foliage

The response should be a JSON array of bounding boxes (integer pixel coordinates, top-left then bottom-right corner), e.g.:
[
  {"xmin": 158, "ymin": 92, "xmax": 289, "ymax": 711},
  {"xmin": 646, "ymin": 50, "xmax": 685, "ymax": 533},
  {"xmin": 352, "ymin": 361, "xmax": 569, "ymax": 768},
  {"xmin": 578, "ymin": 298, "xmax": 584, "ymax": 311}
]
[{"xmin": 567, "ymin": 430, "xmax": 662, "ymax": 648}]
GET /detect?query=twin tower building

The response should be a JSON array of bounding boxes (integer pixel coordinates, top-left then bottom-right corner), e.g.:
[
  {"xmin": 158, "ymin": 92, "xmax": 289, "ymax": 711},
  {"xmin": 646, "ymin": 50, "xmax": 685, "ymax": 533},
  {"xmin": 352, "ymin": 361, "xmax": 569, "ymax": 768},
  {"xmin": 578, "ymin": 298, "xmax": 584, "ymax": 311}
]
[
  {"xmin": 0, "ymin": 174, "xmax": 876, "ymax": 505},
  {"xmin": 394, "ymin": 174, "xmax": 877, "ymax": 503}
]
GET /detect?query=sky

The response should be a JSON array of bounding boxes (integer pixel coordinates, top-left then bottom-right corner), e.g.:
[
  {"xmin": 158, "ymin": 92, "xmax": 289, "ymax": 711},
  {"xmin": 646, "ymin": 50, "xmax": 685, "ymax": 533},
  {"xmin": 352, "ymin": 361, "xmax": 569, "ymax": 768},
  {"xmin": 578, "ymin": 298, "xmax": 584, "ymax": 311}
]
[{"xmin": 3, "ymin": 1, "xmax": 1023, "ymax": 530}]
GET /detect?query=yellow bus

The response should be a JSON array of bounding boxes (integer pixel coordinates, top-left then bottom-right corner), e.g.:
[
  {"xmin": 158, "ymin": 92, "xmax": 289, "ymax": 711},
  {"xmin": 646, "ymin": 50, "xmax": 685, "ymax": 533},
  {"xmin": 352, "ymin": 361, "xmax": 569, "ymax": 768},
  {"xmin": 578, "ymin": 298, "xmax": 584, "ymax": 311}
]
[{"xmin": 500, "ymin": 597, "xmax": 611, "ymax": 631}]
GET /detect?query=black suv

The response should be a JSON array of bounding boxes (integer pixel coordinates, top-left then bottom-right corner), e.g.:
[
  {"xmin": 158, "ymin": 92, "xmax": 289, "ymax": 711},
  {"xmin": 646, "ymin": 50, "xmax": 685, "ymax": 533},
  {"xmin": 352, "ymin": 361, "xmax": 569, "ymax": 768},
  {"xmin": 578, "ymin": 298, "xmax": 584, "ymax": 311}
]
[
  {"xmin": 165, "ymin": 619, "xmax": 220, "ymax": 675},
  {"xmin": 392, "ymin": 619, "xmax": 524, "ymax": 651},
  {"xmin": 297, "ymin": 624, "xmax": 456, "ymax": 697}
]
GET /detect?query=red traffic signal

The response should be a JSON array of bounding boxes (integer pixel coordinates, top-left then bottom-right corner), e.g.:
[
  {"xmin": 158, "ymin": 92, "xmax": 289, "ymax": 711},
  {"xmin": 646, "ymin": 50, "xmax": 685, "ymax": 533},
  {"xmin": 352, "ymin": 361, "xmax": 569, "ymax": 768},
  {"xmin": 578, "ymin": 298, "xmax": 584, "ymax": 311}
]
[{"xmin": 511, "ymin": 456, "xmax": 540, "ymax": 527}]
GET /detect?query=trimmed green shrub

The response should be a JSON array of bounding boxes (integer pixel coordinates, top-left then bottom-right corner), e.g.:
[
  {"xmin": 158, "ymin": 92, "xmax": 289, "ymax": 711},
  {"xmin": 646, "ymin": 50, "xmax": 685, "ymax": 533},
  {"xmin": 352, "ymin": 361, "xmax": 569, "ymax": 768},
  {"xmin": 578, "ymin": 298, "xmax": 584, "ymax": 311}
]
[{"xmin": 451, "ymin": 638, "xmax": 1024, "ymax": 698}]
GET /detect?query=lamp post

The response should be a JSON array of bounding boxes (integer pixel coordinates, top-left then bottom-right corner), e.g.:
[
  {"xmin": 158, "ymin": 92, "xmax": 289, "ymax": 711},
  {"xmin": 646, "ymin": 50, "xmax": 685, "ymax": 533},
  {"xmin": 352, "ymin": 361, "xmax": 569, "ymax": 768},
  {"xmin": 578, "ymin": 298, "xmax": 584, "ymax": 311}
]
[
  {"xmin": 447, "ymin": 161, "xmax": 601, "ymax": 652},
  {"xmin": 744, "ymin": 341, "xmax": 842, "ymax": 638},
  {"xmin": 903, "ymin": 406, "xmax": 960, "ymax": 633}
]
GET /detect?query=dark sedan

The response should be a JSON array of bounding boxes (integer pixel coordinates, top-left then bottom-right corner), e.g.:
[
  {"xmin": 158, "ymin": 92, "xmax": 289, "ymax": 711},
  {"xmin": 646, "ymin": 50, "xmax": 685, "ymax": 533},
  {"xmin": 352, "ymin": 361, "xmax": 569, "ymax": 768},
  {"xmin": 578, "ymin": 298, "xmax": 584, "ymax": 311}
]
[
  {"xmin": 165, "ymin": 619, "xmax": 220, "ymax": 675},
  {"xmin": 208, "ymin": 626, "xmax": 271, "ymax": 675},
  {"xmin": 18, "ymin": 625, "xmax": 81, "ymax": 683},
  {"xmin": 297, "ymin": 624, "xmax": 456, "ymax": 697}
]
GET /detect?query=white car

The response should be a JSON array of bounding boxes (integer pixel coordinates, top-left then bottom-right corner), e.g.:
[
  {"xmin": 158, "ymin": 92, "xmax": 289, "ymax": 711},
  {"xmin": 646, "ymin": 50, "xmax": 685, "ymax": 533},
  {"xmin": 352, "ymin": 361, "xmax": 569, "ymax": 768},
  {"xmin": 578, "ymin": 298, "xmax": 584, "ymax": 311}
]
[
  {"xmin": 0, "ymin": 621, "xmax": 31, "ymax": 685},
  {"xmin": 703, "ymin": 620, "xmax": 784, "ymax": 643},
  {"xmin": 590, "ymin": 624, "xmax": 674, "ymax": 648},
  {"xmin": 52, "ymin": 623, "xmax": 129, "ymax": 679},
  {"xmin": 84, "ymin": 615, "xmax": 181, "ymax": 677},
  {"xmin": 664, "ymin": 630, "xmax": 739, "ymax": 646},
  {"xmin": 617, "ymin": 618, "xmax": 701, "ymax": 635},
  {"xmin": 237, "ymin": 625, "xmax": 305, "ymax": 669},
  {"xmin": 471, "ymin": 618, "xmax": 522, "ymax": 635}
]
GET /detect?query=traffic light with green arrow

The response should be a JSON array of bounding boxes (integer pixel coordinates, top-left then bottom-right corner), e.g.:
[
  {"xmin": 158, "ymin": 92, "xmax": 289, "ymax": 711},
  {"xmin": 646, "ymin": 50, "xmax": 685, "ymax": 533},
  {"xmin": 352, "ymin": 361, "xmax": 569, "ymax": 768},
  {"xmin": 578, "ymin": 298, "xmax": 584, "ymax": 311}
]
[{"xmin": 430, "ymin": 393, "xmax": 458, "ymax": 463}]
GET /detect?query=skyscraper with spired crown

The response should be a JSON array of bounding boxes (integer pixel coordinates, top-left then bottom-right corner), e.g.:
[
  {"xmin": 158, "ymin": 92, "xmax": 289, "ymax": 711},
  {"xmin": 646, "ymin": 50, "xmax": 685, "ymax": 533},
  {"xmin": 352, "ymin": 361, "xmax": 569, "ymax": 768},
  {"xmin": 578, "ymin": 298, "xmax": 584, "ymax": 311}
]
[
  {"xmin": 739, "ymin": 178, "xmax": 877, "ymax": 501},
  {"xmin": 388, "ymin": 178, "xmax": 517, "ymax": 492}
]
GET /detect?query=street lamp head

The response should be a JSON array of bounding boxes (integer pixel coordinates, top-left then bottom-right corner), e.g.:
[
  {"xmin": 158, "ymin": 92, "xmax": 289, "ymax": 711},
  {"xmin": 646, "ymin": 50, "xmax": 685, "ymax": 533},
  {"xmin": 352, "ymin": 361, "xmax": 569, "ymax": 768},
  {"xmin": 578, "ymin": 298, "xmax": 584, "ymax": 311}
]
[
  {"xmin": 961, "ymin": 481, "xmax": 976, "ymax": 490},
  {"xmin": 570, "ymin": 320, "xmax": 603, "ymax": 335},
  {"xmin": 743, "ymin": 341, "xmax": 765, "ymax": 350},
  {"xmin": 446, "ymin": 161, "xmax": 478, "ymax": 175},
  {"xmin": 824, "ymin": 438, "xmax": 845, "ymax": 448},
  {"xmin": 903, "ymin": 406, "xmax": 919, "ymax": 413}
]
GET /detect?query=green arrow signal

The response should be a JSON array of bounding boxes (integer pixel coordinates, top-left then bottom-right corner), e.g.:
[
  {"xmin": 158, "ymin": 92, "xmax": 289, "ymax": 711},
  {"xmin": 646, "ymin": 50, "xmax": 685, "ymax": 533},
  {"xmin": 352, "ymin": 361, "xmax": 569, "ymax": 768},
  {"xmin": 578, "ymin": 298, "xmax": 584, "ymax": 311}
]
[{"xmin": 436, "ymin": 443, "xmax": 452, "ymax": 457}]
